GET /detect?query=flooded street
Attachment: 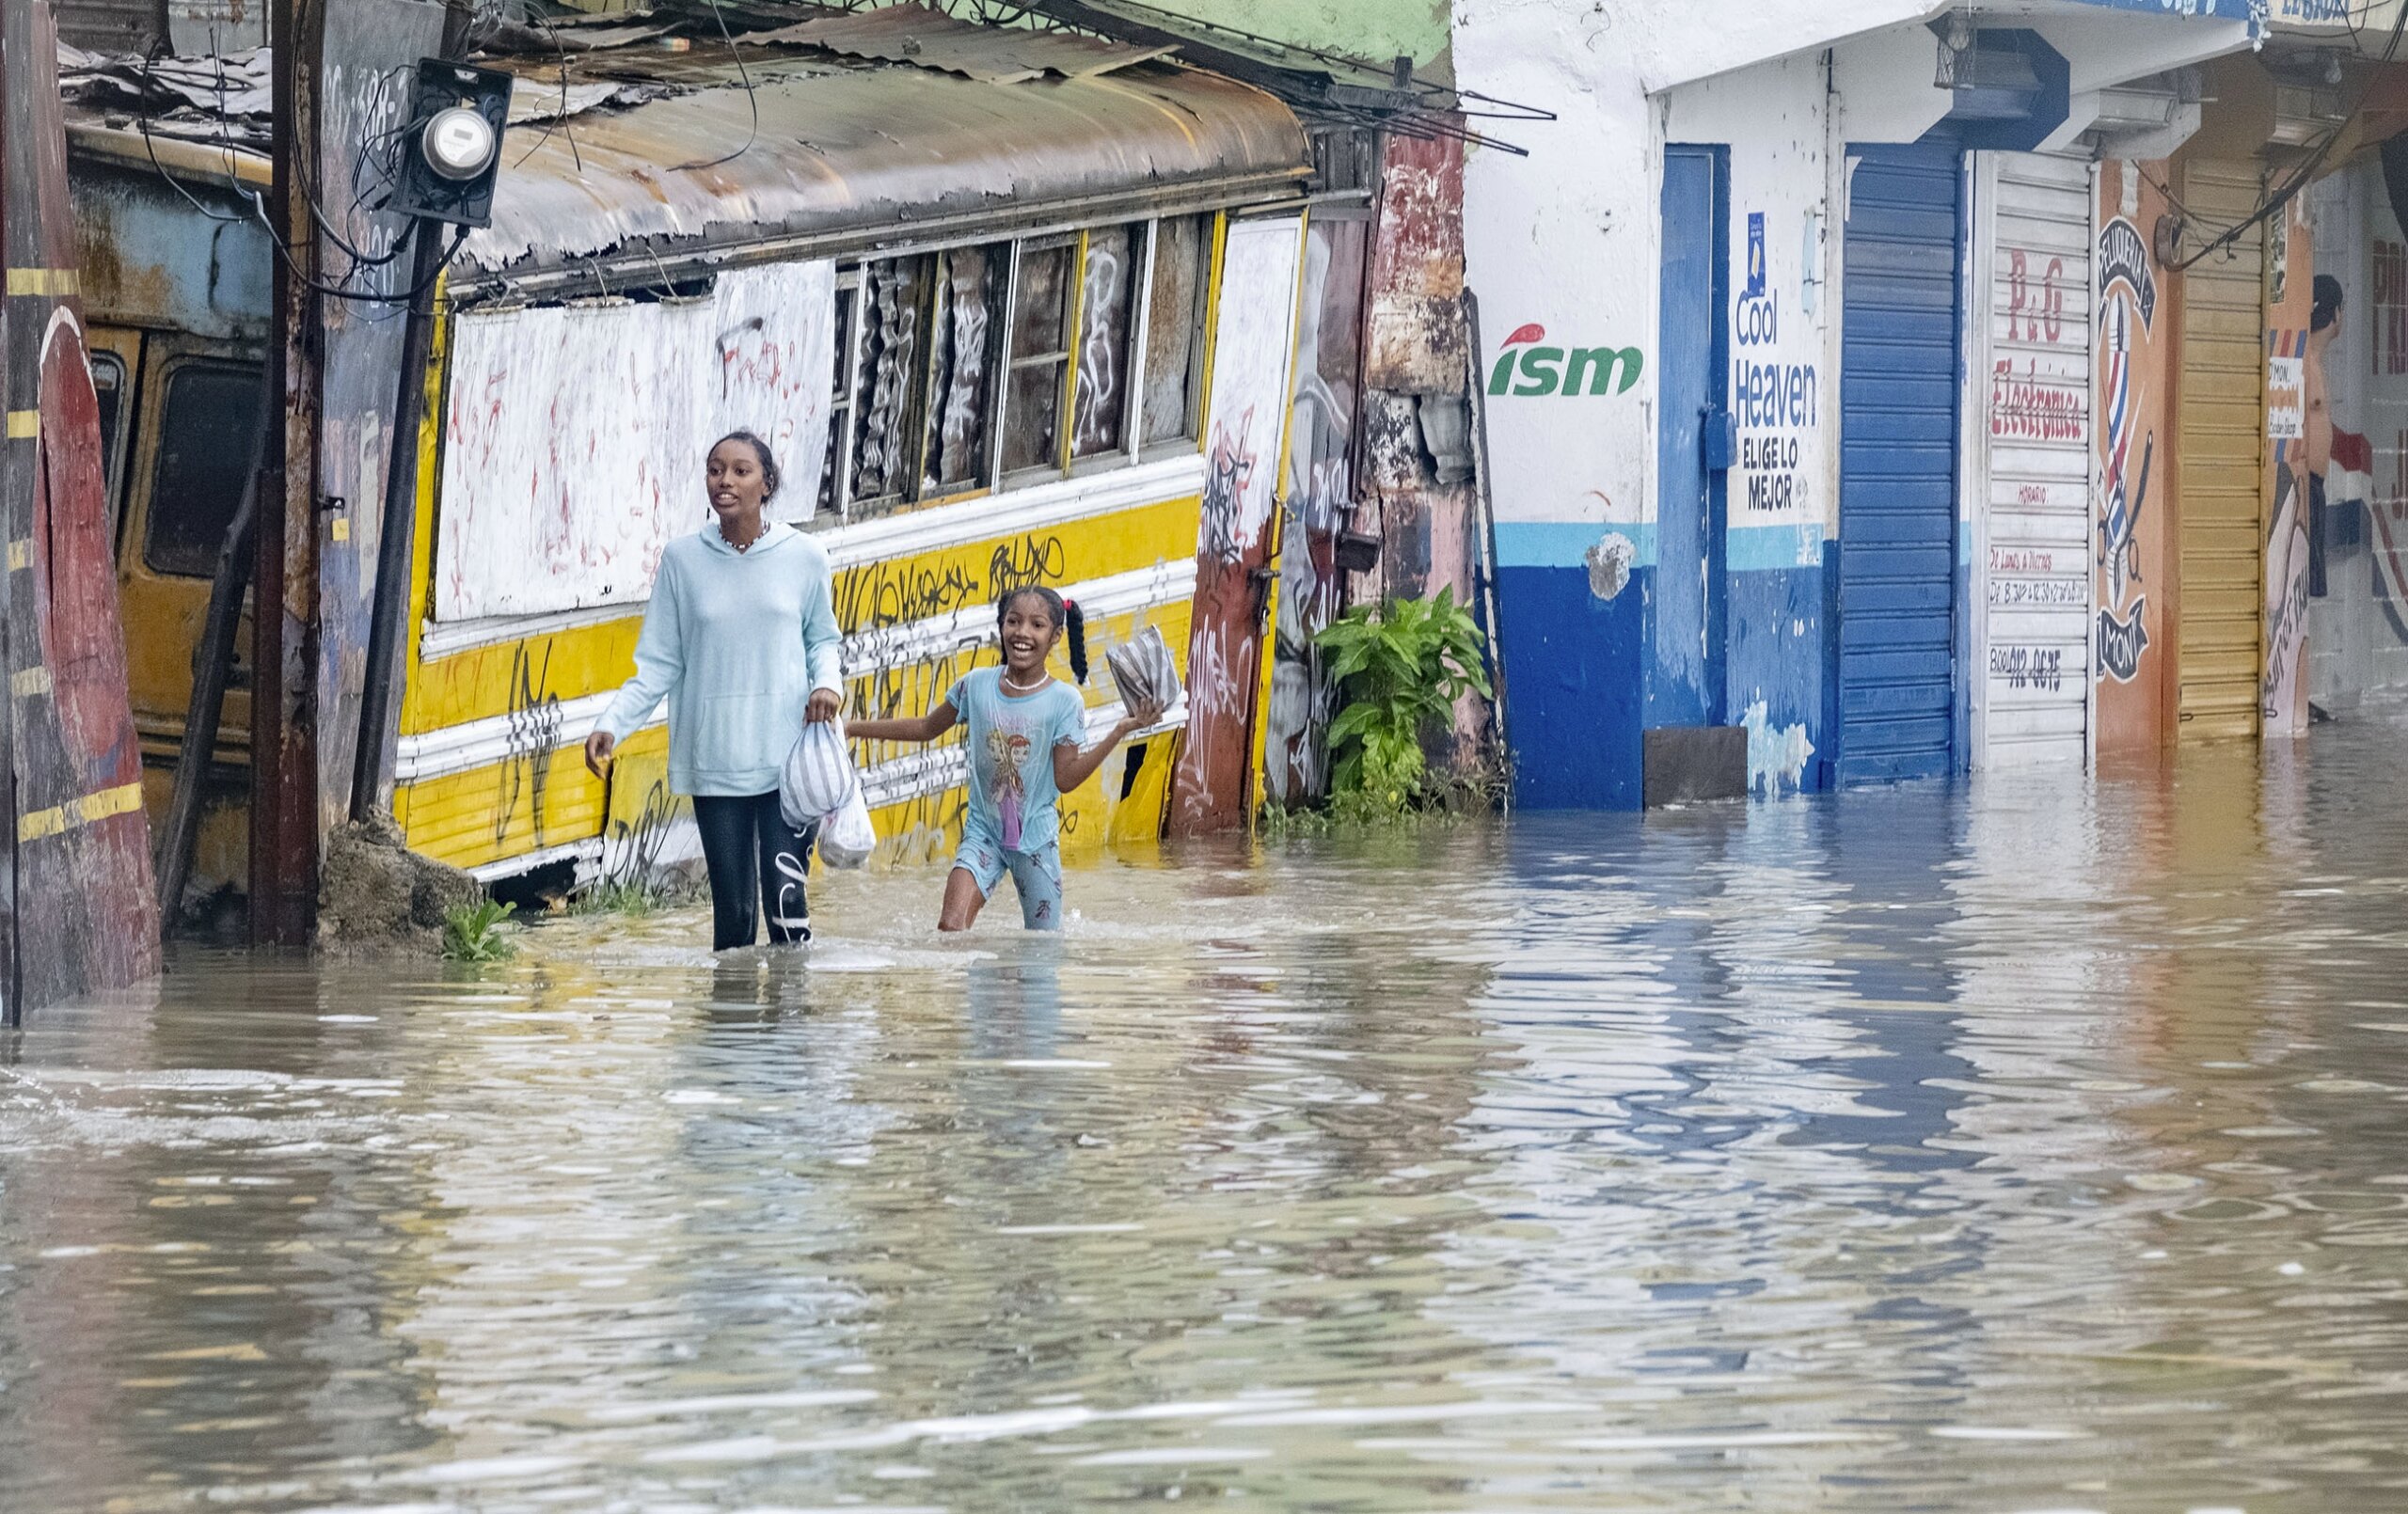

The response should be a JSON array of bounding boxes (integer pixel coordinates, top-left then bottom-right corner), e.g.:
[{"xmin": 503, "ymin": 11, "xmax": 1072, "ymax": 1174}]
[{"xmin": 7, "ymin": 724, "xmax": 2408, "ymax": 1513}]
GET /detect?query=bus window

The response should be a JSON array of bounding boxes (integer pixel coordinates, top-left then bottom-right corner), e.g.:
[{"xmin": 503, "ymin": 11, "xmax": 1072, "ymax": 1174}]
[
  {"xmin": 1140, "ymin": 214, "xmax": 1211, "ymax": 454},
  {"xmin": 144, "ymin": 363, "xmax": 261, "ymax": 579}
]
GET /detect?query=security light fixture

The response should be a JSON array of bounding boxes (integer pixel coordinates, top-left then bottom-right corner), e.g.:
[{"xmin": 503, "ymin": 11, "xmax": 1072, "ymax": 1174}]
[{"xmin": 1932, "ymin": 10, "xmax": 1974, "ymax": 89}]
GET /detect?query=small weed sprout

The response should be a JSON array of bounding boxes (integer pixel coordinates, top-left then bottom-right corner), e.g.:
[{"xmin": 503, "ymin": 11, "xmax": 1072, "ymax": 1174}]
[{"xmin": 441, "ymin": 899, "xmax": 518, "ymax": 962}]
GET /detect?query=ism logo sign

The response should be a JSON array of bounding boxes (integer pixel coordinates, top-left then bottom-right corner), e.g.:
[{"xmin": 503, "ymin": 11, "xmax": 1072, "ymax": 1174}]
[{"xmin": 1487, "ymin": 323, "xmax": 1643, "ymax": 398}]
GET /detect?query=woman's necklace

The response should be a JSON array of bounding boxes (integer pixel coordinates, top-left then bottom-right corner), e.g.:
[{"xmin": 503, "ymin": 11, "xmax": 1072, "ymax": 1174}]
[
  {"xmin": 1000, "ymin": 669, "xmax": 1049, "ymax": 694},
  {"xmin": 719, "ymin": 517, "xmax": 764, "ymax": 553}
]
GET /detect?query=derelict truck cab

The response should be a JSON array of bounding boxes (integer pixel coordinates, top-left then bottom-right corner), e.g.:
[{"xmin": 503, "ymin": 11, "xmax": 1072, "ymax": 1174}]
[{"xmin": 69, "ymin": 127, "xmax": 271, "ymax": 921}]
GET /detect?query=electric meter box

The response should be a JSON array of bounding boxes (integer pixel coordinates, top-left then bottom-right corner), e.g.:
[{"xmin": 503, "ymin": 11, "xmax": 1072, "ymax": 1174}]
[{"xmin": 393, "ymin": 56, "xmax": 514, "ymax": 229}]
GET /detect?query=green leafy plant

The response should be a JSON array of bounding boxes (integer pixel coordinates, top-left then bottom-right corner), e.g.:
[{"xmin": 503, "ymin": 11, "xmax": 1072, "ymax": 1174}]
[
  {"xmin": 441, "ymin": 898, "xmax": 518, "ymax": 962},
  {"xmin": 1314, "ymin": 588, "xmax": 1493, "ymax": 820}
]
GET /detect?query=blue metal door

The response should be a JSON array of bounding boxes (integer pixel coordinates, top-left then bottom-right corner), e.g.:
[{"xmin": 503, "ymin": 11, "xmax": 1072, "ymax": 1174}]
[
  {"xmin": 1837, "ymin": 140, "xmax": 1962, "ymax": 784},
  {"xmin": 1652, "ymin": 145, "xmax": 1728, "ymax": 730}
]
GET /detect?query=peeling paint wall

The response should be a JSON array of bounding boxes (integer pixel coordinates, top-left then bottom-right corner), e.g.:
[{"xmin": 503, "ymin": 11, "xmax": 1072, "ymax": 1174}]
[{"xmin": 1360, "ymin": 130, "xmax": 1491, "ymax": 772}]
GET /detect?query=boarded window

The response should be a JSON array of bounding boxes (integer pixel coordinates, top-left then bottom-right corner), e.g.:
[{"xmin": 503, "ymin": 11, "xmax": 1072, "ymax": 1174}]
[
  {"xmin": 850, "ymin": 256, "xmax": 929, "ymax": 507},
  {"xmin": 1003, "ymin": 239, "xmax": 1073, "ymax": 476},
  {"xmin": 922, "ymin": 244, "xmax": 1004, "ymax": 495},
  {"xmin": 145, "ymin": 362, "xmax": 262, "ymax": 578},
  {"xmin": 1142, "ymin": 214, "xmax": 1212, "ymax": 449},
  {"xmin": 1071, "ymin": 224, "xmax": 1139, "ymax": 461}
]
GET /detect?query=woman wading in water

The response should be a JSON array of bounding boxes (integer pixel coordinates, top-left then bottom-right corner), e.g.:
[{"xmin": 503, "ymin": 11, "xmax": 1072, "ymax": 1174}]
[{"xmin": 584, "ymin": 432, "xmax": 843, "ymax": 949}]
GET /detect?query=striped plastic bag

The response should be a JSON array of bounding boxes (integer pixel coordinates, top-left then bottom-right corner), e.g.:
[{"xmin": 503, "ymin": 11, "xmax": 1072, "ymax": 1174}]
[
  {"xmin": 779, "ymin": 718, "xmax": 857, "ymax": 832},
  {"xmin": 1105, "ymin": 623, "xmax": 1181, "ymax": 718}
]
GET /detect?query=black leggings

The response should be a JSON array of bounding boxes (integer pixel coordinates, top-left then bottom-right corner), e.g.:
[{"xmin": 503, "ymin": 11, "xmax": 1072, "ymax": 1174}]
[{"xmin": 691, "ymin": 792, "xmax": 817, "ymax": 951}]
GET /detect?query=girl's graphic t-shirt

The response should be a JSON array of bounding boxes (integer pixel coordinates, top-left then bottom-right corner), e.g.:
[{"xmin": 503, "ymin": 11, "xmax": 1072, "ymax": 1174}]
[{"xmin": 947, "ymin": 667, "xmax": 1087, "ymax": 853}]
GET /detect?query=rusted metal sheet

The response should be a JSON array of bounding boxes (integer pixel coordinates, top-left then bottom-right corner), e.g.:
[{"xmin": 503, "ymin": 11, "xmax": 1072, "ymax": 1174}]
[
  {"xmin": 1171, "ymin": 214, "xmax": 1302, "ymax": 836},
  {"xmin": 464, "ymin": 55, "xmax": 1310, "ymax": 292},
  {"xmin": 1, "ymin": 0, "xmax": 163, "ymax": 1020},
  {"xmin": 312, "ymin": 0, "xmax": 446, "ymax": 835},
  {"xmin": 758, "ymin": 4, "xmax": 1174, "ymax": 83},
  {"xmin": 1365, "ymin": 131, "xmax": 1467, "ymax": 399},
  {"xmin": 58, "ymin": 44, "xmax": 272, "ymax": 148},
  {"xmin": 435, "ymin": 262, "xmax": 836, "ymax": 622},
  {"xmin": 68, "ymin": 157, "xmax": 271, "ymax": 343}
]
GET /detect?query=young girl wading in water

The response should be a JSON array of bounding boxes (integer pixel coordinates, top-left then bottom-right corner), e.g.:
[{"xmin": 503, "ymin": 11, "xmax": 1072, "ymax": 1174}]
[{"xmin": 849, "ymin": 588, "xmax": 1162, "ymax": 932}]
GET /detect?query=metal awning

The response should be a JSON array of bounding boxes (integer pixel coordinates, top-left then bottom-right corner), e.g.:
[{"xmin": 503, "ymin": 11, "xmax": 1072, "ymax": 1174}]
[{"xmin": 460, "ymin": 45, "xmax": 1312, "ymax": 297}]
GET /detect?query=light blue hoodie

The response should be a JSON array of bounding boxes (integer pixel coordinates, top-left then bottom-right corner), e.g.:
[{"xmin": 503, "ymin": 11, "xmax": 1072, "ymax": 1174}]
[{"xmin": 596, "ymin": 521, "xmax": 844, "ymax": 797}]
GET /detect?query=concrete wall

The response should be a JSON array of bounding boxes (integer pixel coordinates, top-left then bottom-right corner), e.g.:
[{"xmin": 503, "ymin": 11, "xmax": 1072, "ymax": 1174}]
[
  {"xmin": 1454, "ymin": 0, "xmax": 1658, "ymax": 806},
  {"xmin": 1454, "ymin": 8, "xmax": 1873, "ymax": 807}
]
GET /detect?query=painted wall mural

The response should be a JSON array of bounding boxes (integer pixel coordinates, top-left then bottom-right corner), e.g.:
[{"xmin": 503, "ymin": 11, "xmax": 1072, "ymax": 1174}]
[
  {"xmin": 434, "ymin": 261, "xmax": 835, "ymax": 623},
  {"xmin": 1172, "ymin": 215, "xmax": 1302, "ymax": 835},
  {"xmin": 2093, "ymin": 160, "xmax": 2178, "ymax": 756}
]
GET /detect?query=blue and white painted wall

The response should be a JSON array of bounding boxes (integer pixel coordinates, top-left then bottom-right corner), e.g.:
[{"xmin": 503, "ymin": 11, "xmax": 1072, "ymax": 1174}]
[{"xmin": 1455, "ymin": 0, "xmax": 2259, "ymax": 810}]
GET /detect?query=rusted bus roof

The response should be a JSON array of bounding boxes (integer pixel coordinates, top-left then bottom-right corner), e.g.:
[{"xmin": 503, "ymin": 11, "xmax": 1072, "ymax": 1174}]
[{"xmin": 460, "ymin": 54, "xmax": 1310, "ymax": 293}]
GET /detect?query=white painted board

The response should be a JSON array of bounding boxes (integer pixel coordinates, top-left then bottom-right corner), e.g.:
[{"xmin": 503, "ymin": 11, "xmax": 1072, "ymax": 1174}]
[{"xmin": 434, "ymin": 261, "xmax": 835, "ymax": 623}]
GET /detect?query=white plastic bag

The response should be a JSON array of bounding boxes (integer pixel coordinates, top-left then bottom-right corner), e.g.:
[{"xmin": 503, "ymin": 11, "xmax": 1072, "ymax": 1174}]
[
  {"xmin": 780, "ymin": 718, "xmax": 855, "ymax": 830},
  {"xmin": 817, "ymin": 783, "xmax": 876, "ymax": 869}
]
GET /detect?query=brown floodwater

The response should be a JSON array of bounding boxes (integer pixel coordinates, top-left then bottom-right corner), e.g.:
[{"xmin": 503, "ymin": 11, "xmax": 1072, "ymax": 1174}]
[{"xmin": 5, "ymin": 718, "xmax": 2408, "ymax": 1512}]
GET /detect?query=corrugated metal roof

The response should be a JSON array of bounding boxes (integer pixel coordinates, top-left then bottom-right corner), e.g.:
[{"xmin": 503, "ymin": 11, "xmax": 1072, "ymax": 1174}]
[{"xmin": 461, "ymin": 52, "xmax": 1309, "ymax": 292}]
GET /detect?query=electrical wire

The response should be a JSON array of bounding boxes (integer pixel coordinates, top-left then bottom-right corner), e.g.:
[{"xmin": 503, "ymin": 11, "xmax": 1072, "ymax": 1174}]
[
  {"xmin": 244, "ymin": 187, "xmax": 475, "ymax": 305},
  {"xmin": 2168, "ymin": 0, "xmax": 2408, "ymax": 272},
  {"xmin": 131, "ymin": 46, "xmax": 249, "ymax": 222},
  {"xmin": 511, "ymin": 4, "xmax": 586, "ymax": 176},
  {"xmin": 674, "ymin": 0, "xmax": 762, "ymax": 172}
]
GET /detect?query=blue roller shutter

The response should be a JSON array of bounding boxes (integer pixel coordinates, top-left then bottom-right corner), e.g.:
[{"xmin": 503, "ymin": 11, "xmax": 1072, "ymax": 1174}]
[{"xmin": 1838, "ymin": 139, "xmax": 1964, "ymax": 784}]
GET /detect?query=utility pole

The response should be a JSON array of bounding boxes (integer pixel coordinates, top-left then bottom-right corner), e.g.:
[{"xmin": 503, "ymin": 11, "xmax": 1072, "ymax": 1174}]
[{"xmin": 256, "ymin": 0, "xmax": 323, "ymax": 946}]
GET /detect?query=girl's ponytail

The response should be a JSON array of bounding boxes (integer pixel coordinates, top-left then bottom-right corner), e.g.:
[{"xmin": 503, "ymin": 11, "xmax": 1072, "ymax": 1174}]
[{"xmin": 1063, "ymin": 598, "xmax": 1086, "ymax": 685}]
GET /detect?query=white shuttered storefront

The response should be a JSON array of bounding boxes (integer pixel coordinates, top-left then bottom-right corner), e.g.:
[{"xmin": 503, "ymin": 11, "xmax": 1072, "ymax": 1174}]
[{"xmin": 1970, "ymin": 150, "xmax": 2096, "ymax": 767}]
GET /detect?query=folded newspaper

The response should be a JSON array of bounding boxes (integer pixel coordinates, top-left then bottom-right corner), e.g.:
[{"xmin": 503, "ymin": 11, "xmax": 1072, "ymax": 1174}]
[{"xmin": 1104, "ymin": 625, "xmax": 1182, "ymax": 719}]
